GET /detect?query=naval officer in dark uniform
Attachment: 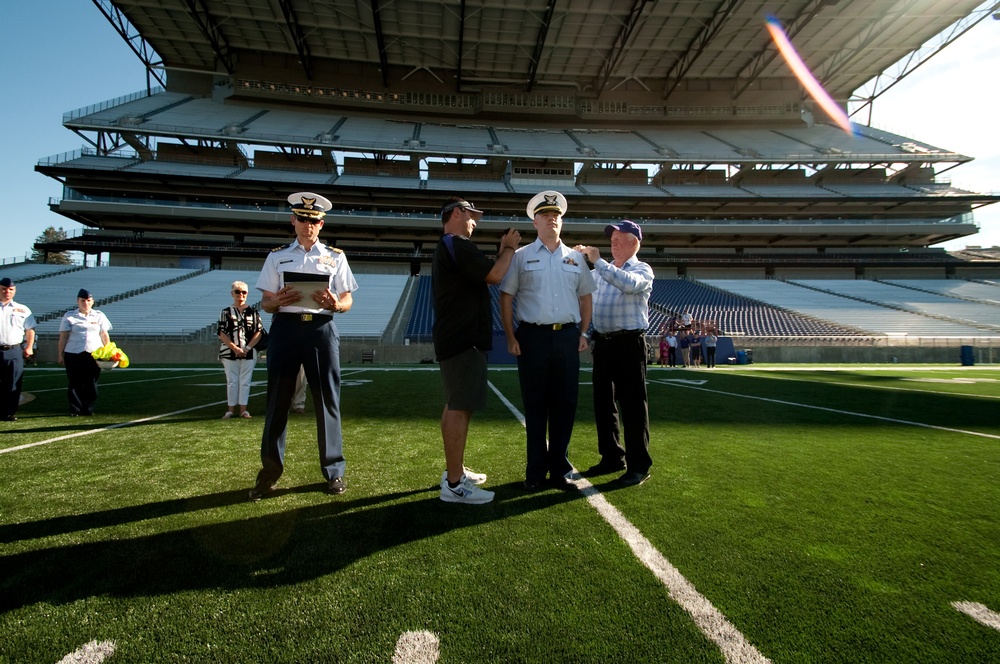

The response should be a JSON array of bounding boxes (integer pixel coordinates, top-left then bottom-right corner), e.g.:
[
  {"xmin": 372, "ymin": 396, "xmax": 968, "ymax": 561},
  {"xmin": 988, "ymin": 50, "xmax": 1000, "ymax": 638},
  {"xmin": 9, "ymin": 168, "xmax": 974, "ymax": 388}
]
[
  {"xmin": 249, "ymin": 192, "xmax": 359, "ymax": 501},
  {"xmin": 500, "ymin": 190, "xmax": 597, "ymax": 491}
]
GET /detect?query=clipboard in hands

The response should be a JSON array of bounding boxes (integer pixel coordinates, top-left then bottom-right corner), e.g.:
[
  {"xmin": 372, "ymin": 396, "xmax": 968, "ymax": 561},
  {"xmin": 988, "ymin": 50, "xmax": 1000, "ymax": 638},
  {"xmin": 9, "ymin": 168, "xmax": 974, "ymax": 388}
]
[{"xmin": 281, "ymin": 271, "xmax": 330, "ymax": 307}]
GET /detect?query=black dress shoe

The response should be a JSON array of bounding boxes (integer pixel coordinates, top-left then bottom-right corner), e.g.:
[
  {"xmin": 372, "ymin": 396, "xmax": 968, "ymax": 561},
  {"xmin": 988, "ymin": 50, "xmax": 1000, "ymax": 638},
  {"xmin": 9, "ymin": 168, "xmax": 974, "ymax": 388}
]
[
  {"xmin": 522, "ymin": 479, "xmax": 544, "ymax": 491},
  {"xmin": 617, "ymin": 471, "xmax": 650, "ymax": 486},
  {"xmin": 327, "ymin": 477, "xmax": 347, "ymax": 495},
  {"xmin": 248, "ymin": 479, "xmax": 276, "ymax": 502},
  {"xmin": 584, "ymin": 459, "xmax": 626, "ymax": 476},
  {"xmin": 549, "ymin": 478, "xmax": 580, "ymax": 492},
  {"xmin": 3, "ymin": 415, "xmax": 17, "ymax": 422}
]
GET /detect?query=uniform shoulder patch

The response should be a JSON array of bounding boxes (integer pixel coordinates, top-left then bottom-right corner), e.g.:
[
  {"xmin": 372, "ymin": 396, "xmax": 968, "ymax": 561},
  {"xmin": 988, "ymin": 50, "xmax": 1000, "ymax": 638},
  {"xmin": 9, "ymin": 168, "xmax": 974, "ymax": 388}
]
[
  {"xmin": 271, "ymin": 243, "xmax": 292, "ymax": 252},
  {"xmin": 332, "ymin": 247, "xmax": 344, "ymax": 254}
]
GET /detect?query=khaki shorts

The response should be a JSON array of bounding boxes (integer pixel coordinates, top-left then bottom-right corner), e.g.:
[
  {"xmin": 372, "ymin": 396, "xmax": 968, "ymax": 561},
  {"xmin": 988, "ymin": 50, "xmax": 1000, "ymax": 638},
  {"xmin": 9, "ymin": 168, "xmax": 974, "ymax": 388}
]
[{"xmin": 440, "ymin": 348, "xmax": 488, "ymax": 411}]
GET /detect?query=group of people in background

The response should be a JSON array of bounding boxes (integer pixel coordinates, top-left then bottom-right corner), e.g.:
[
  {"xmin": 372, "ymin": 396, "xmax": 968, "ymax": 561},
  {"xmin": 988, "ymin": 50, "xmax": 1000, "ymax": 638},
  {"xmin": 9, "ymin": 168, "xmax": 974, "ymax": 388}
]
[
  {"xmin": 1, "ymin": 277, "xmax": 115, "ymax": 420},
  {"xmin": 657, "ymin": 323, "xmax": 719, "ymax": 369},
  {"xmin": 4, "ymin": 187, "xmax": 665, "ymax": 507}
]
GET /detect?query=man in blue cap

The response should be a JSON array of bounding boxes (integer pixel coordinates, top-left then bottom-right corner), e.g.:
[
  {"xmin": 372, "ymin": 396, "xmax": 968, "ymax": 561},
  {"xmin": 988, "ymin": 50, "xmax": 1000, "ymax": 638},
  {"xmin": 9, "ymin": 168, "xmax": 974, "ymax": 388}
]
[
  {"xmin": 575, "ymin": 220, "xmax": 654, "ymax": 486},
  {"xmin": 0, "ymin": 277, "xmax": 36, "ymax": 421},
  {"xmin": 249, "ymin": 192, "xmax": 359, "ymax": 501}
]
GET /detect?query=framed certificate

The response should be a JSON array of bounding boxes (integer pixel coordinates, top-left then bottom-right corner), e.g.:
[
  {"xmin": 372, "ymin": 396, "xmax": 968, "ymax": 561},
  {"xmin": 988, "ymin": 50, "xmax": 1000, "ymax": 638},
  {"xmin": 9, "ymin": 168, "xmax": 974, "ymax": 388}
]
[{"xmin": 281, "ymin": 272, "xmax": 330, "ymax": 307}]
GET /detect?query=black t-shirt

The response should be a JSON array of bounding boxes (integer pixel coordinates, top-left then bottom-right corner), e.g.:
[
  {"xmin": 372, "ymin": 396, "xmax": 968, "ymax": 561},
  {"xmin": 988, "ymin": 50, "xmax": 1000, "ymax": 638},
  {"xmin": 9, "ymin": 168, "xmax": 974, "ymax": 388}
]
[{"xmin": 432, "ymin": 233, "xmax": 494, "ymax": 361}]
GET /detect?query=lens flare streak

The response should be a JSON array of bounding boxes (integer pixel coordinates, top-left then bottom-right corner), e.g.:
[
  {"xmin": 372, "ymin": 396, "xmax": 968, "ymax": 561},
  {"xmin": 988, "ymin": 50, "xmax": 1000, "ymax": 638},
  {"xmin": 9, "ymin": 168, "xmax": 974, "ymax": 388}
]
[{"xmin": 766, "ymin": 15, "xmax": 854, "ymax": 135}]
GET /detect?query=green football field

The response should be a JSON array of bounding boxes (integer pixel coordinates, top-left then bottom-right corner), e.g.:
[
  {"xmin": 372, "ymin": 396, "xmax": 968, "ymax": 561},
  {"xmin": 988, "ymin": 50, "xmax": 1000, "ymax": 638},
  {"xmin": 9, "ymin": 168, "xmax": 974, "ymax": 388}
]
[{"xmin": 1, "ymin": 364, "xmax": 999, "ymax": 663}]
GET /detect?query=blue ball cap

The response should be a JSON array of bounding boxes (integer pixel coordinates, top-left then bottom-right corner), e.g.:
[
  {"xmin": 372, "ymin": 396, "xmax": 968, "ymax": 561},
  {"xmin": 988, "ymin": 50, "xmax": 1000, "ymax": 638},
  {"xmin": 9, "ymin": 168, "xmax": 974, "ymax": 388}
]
[{"xmin": 604, "ymin": 220, "xmax": 642, "ymax": 241}]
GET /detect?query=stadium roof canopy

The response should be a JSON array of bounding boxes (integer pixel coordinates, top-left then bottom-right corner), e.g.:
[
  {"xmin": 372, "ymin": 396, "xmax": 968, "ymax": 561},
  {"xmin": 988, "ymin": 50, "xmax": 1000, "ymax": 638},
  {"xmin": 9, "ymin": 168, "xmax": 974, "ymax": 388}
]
[
  {"xmin": 34, "ymin": 0, "xmax": 999, "ymax": 263},
  {"xmin": 101, "ymin": 0, "xmax": 996, "ymax": 119}
]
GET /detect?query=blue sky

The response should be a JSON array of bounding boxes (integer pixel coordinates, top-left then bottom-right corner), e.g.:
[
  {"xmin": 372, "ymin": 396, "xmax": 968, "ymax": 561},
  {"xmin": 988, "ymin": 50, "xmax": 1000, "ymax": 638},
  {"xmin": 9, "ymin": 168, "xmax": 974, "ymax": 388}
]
[{"xmin": 1, "ymin": 2, "xmax": 997, "ymax": 263}]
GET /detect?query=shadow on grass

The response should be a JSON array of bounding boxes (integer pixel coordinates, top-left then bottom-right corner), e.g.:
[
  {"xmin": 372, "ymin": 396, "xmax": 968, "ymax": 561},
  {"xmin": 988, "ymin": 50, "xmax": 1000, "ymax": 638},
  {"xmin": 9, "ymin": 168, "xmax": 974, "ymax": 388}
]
[{"xmin": 0, "ymin": 480, "xmax": 583, "ymax": 612}]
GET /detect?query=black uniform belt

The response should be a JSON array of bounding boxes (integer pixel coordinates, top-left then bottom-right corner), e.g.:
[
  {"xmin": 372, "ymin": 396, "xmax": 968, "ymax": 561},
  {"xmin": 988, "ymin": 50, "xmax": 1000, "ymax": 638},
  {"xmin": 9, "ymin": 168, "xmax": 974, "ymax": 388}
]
[
  {"xmin": 0, "ymin": 344, "xmax": 15, "ymax": 351},
  {"xmin": 520, "ymin": 322, "xmax": 577, "ymax": 331},
  {"xmin": 594, "ymin": 329, "xmax": 643, "ymax": 340},
  {"xmin": 275, "ymin": 312, "xmax": 333, "ymax": 323}
]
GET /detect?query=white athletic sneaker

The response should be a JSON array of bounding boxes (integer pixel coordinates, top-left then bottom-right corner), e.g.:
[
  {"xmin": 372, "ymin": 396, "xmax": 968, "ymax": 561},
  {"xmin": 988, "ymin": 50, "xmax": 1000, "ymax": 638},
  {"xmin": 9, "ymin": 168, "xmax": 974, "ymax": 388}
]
[
  {"xmin": 440, "ymin": 475, "xmax": 495, "ymax": 504},
  {"xmin": 441, "ymin": 467, "xmax": 487, "ymax": 485}
]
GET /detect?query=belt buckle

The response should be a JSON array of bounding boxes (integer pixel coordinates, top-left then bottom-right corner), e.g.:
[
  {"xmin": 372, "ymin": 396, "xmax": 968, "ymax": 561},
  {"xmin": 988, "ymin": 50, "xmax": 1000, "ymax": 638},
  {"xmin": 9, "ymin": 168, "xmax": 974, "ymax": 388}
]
[
  {"xmin": 300, "ymin": 314, "xmax": 313, "ymax": 322},
  {"xmin": 553, "ymin": 323, "xmax": 563, "ymax": 330}
]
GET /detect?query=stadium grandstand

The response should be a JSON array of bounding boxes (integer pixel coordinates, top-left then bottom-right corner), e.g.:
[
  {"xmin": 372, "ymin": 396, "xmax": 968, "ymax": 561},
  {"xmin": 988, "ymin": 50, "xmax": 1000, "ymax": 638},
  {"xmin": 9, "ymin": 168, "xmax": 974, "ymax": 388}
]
[{"xmin": 20, "ymin": 0, "xmax": 1000, "ymax": 364}]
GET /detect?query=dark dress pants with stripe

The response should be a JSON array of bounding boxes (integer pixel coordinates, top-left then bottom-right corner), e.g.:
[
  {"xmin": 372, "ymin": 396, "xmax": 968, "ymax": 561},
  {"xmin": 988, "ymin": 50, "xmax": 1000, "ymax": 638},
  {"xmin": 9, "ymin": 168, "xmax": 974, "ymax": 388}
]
[{"xmin": 258, "ymin": 315, "xmax": 344, "ymax": 484}]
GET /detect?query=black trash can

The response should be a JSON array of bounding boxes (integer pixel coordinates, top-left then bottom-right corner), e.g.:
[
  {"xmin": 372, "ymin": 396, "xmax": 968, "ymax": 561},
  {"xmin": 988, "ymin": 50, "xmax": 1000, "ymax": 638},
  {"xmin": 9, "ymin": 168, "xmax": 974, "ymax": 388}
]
[
  {"xmin": 744, "ymin": 349, "xmax": 754, "ymax": 365},
  {"xmin": 960, "ymin": 345, "xmax": 974, "ymax": 366}
]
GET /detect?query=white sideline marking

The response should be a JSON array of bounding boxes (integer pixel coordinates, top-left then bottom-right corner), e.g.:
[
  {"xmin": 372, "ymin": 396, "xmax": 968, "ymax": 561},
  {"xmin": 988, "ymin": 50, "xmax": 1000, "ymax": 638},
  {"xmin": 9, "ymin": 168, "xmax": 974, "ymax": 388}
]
[
  {"xmin": 4, "ymin": 371, "xmax": 373, "ymax": 456},
  {"xmin": 392, "ymin": 630, "xmax": 440, "ymax": 664},
  {"xmin": 487, "ymin": 381, "xmax": 771, "ymax": 664},
  {"xmin": 57, "ymin": 640, "xmax": 116, "ymax": 664},
  {"xmin": 24, "ymin": 372, "xmax": 211, "ymax": 394},
  {"xmin": 0, "ymin": 391, "xmax": 267, "ymax": 455},
  {"xmin": 648, "ymin": 379, "xmax": 1000, "ymax": 441},
  {"xmin": 953, "ymin": 601, "xmax": 1000, "ymax": 632}
]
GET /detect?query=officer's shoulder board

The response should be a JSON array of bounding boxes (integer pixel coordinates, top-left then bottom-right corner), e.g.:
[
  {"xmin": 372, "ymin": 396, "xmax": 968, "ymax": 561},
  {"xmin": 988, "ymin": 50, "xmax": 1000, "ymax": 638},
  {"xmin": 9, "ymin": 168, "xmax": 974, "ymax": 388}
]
[
  {"xmin": 332, "ymin": 247, "xmax": 344, "ymax": 254},
  {"xmin": 271, "ymin": 242, "xmax": 294, "ymax": 252}
]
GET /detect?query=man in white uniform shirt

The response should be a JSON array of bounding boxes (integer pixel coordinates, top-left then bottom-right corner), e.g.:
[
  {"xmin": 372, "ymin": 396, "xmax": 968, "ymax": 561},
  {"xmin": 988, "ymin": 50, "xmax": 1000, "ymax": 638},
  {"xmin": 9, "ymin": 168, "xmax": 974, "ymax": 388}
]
[
  {"xmin": 249, "ymin": 192, "xmax": 359, "ymax": 501},
  {"xmin": 500, "ymin": 190, "xmax": 596, "ymax": 491},
  {"xmin": 0, "ymin": 277, "xmax": 36, "ymax": 421}
]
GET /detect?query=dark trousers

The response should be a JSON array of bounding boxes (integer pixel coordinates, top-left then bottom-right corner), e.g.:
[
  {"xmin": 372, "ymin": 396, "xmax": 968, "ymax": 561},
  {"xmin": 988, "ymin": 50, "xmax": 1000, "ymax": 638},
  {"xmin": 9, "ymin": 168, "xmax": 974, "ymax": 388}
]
[
  {"xmin": 592, "ymin": 333, "xmax": 652, "ymax": 475},
  {"xmin": 258, "ymin": 314, "xmax": 344, "ymax": 484},
  {"xmin": 667, "ymin": 347, "xmax": 677, "ymax": 367},
  {"xmin": 706, "ymin": 346, "xmax": 717, "ymax": 368},
  {"xmin": 515, "ymin": 323, "xmax": 580, "ymax": 483},
  {"xmin": 0, "ymin": 347, "xmax": 25, "ymax": 418},
  {"xmin": 65, "ymin": 351, "xmax": 101, "ymax": 415}
]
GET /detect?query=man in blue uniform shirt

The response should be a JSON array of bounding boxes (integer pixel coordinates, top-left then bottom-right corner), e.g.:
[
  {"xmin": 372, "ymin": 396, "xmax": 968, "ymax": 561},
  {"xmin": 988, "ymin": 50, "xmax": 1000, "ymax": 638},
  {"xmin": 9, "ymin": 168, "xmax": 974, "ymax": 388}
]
[
  {"xmin": 500, "ymin": 190, "xmax": 596, "ymax": 491},
  {"xmin": 249, "ymin": 192, "xmax": 359, "ymax": 501},
  {"xmin": 575, "ymin": 220, "xmax": 654, "ymax": 485}
]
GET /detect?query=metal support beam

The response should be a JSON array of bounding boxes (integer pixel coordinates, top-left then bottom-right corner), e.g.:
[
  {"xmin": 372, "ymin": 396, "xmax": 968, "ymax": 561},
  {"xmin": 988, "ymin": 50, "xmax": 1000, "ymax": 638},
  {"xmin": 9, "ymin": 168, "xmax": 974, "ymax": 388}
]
[
  {"xmin": 663, "ymin": 0, "xmax": 744, "ymax": 101},
  {"xmin": 593, "ymin": 0, "xmax": 651, "ymax": 96},
  {"xmin": 456, "ymin": 0, "xmax": 467, "ymax": 90},
  {"xmin": 181, "ymin": 0, "xmax": 236, "ymax": 75},
  {"xmin": 370, "ymin": 0, "xmax": 390, "ymax": 87},
  {"xmin": 526, "ymin": 1, "xmax": 558, "ymax": 92},
  {"xmin": 850, "ymin": 0, "xmax": 1000, "ymax": 123},
  {"xmin": 277, "ymin": 0, "xmax": 314, "ymax": 80},
  {"xmin": 90, "ymin": 0, "xmax": 166, "ymax": 91}
]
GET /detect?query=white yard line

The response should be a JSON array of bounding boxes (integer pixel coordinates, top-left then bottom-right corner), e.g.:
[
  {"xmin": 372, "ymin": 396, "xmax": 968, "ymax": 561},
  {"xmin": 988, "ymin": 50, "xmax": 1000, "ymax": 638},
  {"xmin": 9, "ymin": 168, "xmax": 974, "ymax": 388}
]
[
  {"xmin": 952, "ymin": 602, "xmax": 1000, "ymax": 632},
  {"xmin": 740, "ymin": 371, "xmax": 1000, "ymax": 401},
  {"xmin": 57, "ymin": 640, "xmax": 116, "ymax": 664},
  {"xmin": 488, "ymin": 381, "xmax": 772, "ymax": 664},
  {"xmin": 648, "ymin": 379, "xmax": 1000, "ymax": 441},
  {"xmin": 392, "ymin": 631, "xmax": 440, "ymax": 664}
]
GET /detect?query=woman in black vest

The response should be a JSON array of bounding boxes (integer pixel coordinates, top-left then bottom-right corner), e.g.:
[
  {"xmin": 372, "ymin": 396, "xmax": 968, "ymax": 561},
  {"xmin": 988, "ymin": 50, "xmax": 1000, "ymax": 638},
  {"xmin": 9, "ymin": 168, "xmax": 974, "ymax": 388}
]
[{"xmin": 218, "ymin": 280, "xmax": 263, "ymax": 419}]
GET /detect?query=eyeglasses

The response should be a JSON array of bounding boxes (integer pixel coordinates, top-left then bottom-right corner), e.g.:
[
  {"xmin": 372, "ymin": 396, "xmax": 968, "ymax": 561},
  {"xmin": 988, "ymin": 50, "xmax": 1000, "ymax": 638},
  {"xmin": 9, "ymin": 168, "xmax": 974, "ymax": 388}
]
[{"xmin": 232, "ymin": 290, "xmax": 247, "ymax": 294}]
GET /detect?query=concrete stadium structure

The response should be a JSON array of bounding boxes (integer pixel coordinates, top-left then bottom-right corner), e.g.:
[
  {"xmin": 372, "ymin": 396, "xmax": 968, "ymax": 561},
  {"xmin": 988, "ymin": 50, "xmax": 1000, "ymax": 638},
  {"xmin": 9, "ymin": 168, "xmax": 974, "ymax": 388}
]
[{"xmin": 26, "ymin": 0, "xmax": 1000, "ymax": 364}]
